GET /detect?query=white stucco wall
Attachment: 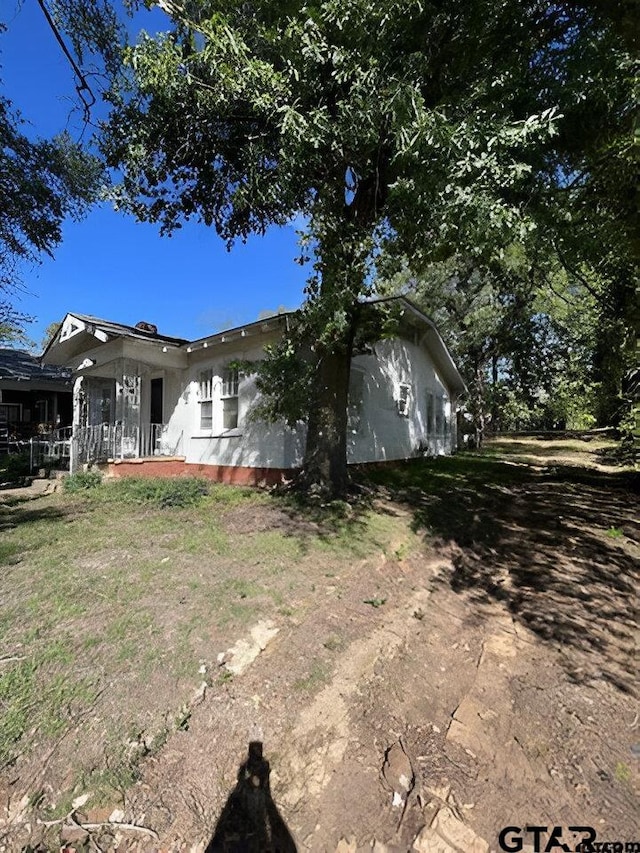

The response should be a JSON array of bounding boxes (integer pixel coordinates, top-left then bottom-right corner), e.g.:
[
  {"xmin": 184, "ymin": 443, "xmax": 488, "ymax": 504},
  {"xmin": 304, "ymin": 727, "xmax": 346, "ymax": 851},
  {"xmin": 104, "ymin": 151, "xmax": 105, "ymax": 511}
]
[
  {"xmin": 171, "ymin": 333, "xmax": 297, "ymax": 469},
  {"xmin": 165, "ymin": 333, "xmax": 458, "ymax": 469},
  {"xmin": 64, "ymin": 322, "xmax": 460, "ymax": 470},
  {"xmin": 345, "ymin": 338, "xmax": 456, "ymax": 464}
]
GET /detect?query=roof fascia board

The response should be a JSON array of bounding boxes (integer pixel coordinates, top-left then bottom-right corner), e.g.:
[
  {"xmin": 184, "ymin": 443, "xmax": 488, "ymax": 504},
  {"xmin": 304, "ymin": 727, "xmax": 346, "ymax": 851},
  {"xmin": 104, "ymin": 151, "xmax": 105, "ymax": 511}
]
[
  {"xmin": 184, "ymin": 314, "xmax": 291, "ymax": 353},
  {"xmin": 0, "ymin": 379, "xmax": 72, "ymax": 392},
  {"xmin": 392, "ymin": 298, "xmax": 466, "ymax": 396},
  {"xmin": 123, "ymin": 338, "xmax": 188, "ymax": 369}
]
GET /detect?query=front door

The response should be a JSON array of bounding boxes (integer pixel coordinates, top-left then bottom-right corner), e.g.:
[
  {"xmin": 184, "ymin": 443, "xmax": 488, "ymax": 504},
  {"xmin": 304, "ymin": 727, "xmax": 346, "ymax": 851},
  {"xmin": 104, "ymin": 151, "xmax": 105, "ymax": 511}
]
[{"xmin": 150, "ymin": 377, "xmax": 163, "ymax": 425}]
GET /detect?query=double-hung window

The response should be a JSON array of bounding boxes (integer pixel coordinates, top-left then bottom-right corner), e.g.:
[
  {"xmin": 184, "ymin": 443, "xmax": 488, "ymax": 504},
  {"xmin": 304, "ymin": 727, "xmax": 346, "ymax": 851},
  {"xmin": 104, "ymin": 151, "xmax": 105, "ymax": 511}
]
[
  {"xmin": 199, "ymin": 369, "xmax": 213, "ymax": 430},
  {"xmin": 435, "ymin": 394, "xmax": 445, "ymax": 435},
  {"xmin": 221, "ymin": 367, "xmax": 239, "ymax": 430}
]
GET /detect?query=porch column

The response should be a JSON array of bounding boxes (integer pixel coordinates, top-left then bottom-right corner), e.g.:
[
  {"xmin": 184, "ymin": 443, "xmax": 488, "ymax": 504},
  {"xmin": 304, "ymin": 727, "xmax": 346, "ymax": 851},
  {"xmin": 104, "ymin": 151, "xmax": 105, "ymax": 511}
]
[
  {"xmin": 119, "ymin": 361, "xmax": 141, "ymax": 458},
  {"xmin": 70, "ymin": 376, "xmax": 85, "ymax": 474}
]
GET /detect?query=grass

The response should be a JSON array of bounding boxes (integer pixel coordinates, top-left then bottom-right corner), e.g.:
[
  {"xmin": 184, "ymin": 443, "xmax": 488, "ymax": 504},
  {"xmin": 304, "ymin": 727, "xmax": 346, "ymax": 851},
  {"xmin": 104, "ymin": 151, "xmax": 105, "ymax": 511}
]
[
  {"xmin": 293, "ymin": 660, "xmax": 331, "ymax": 692},
  {"xmin": 0, "ymin": 474, "xmax": 415, "ymax": 808},
  {"xmin": 606, "ymin": 526, "xmax": 624, "ymax": 539},
  {"xmin": 2, "ymin": 440, "xmax": 636, "ymax": 829}
]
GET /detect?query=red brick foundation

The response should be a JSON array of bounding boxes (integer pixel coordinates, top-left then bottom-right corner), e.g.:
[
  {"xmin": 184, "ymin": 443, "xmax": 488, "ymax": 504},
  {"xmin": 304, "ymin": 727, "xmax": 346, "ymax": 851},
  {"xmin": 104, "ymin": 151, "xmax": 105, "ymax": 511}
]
[
  {"xmin": 103, "ymin": 457, "xmax": 295, "ymax": 487},
  {"xmin": 102, "ymin": 456, "xmax": 420, "ymax": 487}
]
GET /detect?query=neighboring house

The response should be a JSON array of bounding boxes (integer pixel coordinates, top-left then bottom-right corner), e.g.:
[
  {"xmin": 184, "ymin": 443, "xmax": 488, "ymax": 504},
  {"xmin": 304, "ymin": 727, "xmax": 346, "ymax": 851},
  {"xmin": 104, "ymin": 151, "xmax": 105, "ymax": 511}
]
[
  {"xmin": 42, "ymin": 298, "xmax": 466, "ymax": 483},
  {"xmin": 0, "ymin": 349, "xmax": 72, "ymax": 441}
]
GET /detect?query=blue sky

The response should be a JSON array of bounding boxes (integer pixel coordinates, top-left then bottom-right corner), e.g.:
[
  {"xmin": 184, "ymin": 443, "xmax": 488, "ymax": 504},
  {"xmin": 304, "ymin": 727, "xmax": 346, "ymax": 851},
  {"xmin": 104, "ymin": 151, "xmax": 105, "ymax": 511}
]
[{"xmin": 2, "ymin": 1, "xmax": 308, "ymax": 347}]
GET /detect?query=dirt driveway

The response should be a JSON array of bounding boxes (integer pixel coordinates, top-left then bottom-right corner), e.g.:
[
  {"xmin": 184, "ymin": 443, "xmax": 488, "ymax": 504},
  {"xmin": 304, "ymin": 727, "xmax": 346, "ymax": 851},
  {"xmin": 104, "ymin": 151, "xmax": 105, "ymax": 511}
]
[{"xmin": 1, "ymin": 439, "xmax": 638, "ymax": 852}]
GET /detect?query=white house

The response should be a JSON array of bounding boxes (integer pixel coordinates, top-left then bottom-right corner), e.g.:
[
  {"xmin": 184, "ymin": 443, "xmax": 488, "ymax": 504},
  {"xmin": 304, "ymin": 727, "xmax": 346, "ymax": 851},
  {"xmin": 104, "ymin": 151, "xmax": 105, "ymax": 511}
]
[{"xmin": 42, "ymin": 297, "xmax": 466, "ymax": 484}]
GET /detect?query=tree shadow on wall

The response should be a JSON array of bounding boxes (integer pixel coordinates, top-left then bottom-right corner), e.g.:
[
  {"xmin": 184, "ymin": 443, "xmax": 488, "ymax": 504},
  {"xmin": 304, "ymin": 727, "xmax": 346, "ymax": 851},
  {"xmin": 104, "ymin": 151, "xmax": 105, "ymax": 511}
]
[{"xmin": 205, "ymin": 742, "xmax": 297, "ymax": 853}]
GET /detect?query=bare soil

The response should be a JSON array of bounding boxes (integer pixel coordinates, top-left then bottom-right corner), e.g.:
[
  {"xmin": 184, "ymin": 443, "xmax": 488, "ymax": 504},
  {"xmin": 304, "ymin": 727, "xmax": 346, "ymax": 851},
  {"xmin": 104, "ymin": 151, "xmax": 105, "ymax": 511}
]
[{"xmin": 1, "ymin": 439, "xmax": 638, "ymax": 852}]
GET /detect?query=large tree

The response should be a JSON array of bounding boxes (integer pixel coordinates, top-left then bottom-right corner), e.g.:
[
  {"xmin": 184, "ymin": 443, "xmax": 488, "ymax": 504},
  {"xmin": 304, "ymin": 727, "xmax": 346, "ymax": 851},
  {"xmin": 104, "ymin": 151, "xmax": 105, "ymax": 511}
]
[
  {"xmin": 57, "ymin": 0, "xmax": 635, "ymax": 492},
  {"xmin": 0, "ymin": 24, "xmax": 102, "ymax": 343}
]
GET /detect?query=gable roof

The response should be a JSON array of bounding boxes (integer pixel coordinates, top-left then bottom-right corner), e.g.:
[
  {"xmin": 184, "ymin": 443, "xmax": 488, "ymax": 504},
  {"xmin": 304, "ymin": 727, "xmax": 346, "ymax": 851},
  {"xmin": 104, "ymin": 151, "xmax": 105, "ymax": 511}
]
[
  {"xmin": 0, "ymin": 349, "xmax": 71, "ymax": 386},
  {"xmin": 69, "ymin": 314, "xmax": 189, "ymax": 346},
  {"xmin": 41, "ymin": 298, "xmax": 465, "ymax": 396},
  {"xmin": 42, "ymin": 313, "xmax": 190, "ymax": 366},
  {"xmin": 371, "ymin": 296, "xmax": 466, "ymax": 397}
]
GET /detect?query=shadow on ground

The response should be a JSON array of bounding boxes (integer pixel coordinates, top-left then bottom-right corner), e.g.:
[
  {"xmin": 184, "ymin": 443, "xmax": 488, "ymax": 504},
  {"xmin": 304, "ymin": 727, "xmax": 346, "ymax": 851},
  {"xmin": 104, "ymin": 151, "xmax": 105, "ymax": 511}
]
[
  {"xmin": 206, "ymin": 742, "xmax": 297, "ymax": 853},
  {"xmin": 364, "ymin": 454, "xmax": 639, "ymax": 696}
]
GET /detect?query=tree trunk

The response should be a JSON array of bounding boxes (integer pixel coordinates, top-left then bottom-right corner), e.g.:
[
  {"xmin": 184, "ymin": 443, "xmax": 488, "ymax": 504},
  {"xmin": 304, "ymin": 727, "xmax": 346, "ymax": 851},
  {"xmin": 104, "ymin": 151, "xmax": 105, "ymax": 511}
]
[
  {"xmin": 296, "ymin": 192, "xmax": 372, "ymax": 497},
  {"xmin": 473, "ymin": 359, "xmax": 486, "ymax": 448},
  {"xmin": 299, "ymin": 336, "xmax": 354, "ymax": 498}
]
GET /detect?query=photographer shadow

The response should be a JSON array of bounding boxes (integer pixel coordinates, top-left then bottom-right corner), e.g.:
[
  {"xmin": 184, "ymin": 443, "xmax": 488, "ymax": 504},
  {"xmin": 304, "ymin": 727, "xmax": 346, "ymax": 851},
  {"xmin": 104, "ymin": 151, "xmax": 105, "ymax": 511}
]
[{"xmin": 205, "ymin": 741, "xmax": 297, "ymax": 853}]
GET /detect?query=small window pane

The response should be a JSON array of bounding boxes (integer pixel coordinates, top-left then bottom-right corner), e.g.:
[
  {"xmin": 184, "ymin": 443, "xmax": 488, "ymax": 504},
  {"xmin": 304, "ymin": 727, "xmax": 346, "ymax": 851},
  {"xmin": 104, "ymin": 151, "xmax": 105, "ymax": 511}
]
[
  {"xmin": 397, "ymin": 383, "xmax": 411, "ymax": 416},
  {"xmin": 427, "ymin": 393, "xmax": 435, "ymax": 432},
  {"xmin": 199, "ymin": 370, "xmax": 213, "ymax": 400},
  {"xmin": 222, "ymin": 368, "xmax": 239, "ymax": 398},
  {"xmin": 223, "ymin": 397, "xmax": 238, "ymax": 430},
  {"xmin": 200, "ymin": 400, "xmax": 212, "ymax": 430}
]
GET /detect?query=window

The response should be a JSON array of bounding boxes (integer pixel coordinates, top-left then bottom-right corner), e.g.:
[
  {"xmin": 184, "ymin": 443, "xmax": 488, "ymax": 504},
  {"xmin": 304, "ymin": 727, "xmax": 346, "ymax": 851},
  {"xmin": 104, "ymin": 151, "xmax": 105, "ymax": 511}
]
[
  {"xmin": 221, "ymin": 367, "xmax": 239, "ymax": 430},
  {"xmin": 35, "ymin": 399, "xmax": 49, "ymax": 425},
  {"xmin": 0, "ymin": 403, "xmax": 20, "ymax": 426},
  {"xmin": 435, "ymin": 395, "xmax": 445, "ymax": 435},
  {"xmin": 99, "ymin": 386, "xmax": 114, "ymax": 424},
  {"xmin": 426, "ymin": 392, "xmax": 435, "ymax": 433},
  {"xmin": 397, "ymin": 383, "xmax": 411, "ymax": 417},
  {"xmin": 199, "ymin": 369, "xmax": 213, "ymax": 430}
]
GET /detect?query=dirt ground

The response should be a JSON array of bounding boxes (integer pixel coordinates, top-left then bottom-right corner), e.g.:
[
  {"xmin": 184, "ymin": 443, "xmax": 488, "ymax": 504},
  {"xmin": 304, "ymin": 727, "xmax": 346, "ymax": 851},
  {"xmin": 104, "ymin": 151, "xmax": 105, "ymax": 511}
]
[{"xmin": 1, "ymin": 438, "xmax": 638, "ymax": 852}]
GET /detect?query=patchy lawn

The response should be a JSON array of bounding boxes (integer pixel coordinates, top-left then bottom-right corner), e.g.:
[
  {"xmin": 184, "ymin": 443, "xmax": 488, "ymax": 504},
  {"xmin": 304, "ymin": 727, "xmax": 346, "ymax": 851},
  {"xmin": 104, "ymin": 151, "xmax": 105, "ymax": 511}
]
[
  {"xmin": 1, "ymin": 439, "xmax": 638, "ymax": 852},
  {"xmin": 0, "ymin": 478, "xmax": 415, "ymax": 818}
]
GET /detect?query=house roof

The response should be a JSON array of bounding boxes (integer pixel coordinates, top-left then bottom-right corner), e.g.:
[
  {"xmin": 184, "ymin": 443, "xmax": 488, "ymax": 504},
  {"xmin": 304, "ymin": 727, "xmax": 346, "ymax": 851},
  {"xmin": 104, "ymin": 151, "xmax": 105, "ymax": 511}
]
[
  {"xmin": 0, "ymin": 348, "xmax": 72, "ymax": 386},
  {"xmin": 41, "ymin": 313, "xmax": 190, "ymax": 366},
  {"xmin": 41, "ymin": 298, "xmax": 466, "ymax": 396},
  {"xmin": 42, "ymin": 314, "xmax": 188, "ymax": 359},
  {"xmin": 369, "ymin": 296, "xmax": 467, "ymax": 396},
  {"xmin": 70, "ymin": 314, "xmax": 190, "ymax": 346}
]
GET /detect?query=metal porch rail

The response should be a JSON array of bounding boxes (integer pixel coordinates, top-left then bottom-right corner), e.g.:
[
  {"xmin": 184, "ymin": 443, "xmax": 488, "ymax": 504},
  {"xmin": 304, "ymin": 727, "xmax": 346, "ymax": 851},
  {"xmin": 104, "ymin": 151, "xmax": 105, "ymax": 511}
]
[{"xmin": 72, "ymin": 423, "xmax": 183, "ymax": 467}]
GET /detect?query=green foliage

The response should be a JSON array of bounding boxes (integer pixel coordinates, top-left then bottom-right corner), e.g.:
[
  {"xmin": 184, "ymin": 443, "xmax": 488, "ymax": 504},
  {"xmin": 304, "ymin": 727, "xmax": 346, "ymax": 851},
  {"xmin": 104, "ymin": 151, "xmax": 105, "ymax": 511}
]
[
  {"xmin": 363, "ymin": 597, "xmax": 386, "ymax": 608},
  {"xmin": 103, "ymin": 476, "xmax": 210, "ymax": 507},
  {"xmin": 0, "ymin": 29, "xmax": 103, "ymax": 338},
  {"xmin": 63, "ymin": 473, "xmax": 211, "ymax": 506},
  {"xmin": 55, "ymin": 0, "xmax": 636, "ymax": 486},
  {"xmin": 63, "ymin": 471, "xmax": 103, "ymax": 492},
  {"xmin": 0, "ymin": 452, "xmax": 31, "ymax": 481}
]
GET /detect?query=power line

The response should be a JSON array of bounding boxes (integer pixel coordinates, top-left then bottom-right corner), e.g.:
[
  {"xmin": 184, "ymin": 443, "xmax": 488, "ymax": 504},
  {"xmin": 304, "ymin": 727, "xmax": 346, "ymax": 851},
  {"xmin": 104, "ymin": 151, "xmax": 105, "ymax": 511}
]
[{"xmin": 35, "ymin": 0, "xmax": 96, "ymax": 123}]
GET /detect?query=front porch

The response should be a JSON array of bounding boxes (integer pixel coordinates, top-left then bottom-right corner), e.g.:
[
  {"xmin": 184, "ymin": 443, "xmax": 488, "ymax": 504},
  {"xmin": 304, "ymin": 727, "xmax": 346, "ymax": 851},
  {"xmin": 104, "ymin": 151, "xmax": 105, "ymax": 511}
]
[
  {"xmin": 72, "ymin": 422, "xmax": 183, "ymax": 470},
  {"xmin": 70, "ymin": 356, "xmax": 184, "ymax": 472}
]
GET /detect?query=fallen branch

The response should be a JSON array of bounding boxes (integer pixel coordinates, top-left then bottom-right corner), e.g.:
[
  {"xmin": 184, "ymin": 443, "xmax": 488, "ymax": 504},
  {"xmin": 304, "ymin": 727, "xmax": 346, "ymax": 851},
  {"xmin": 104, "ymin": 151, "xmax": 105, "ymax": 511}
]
[
  {"xmin": 78, "ymin": 820, "xmax": 159, "ymax": 841},
  {"xmin": 41, "ymin": 811, "xmax": 159, "ymax": 841}
]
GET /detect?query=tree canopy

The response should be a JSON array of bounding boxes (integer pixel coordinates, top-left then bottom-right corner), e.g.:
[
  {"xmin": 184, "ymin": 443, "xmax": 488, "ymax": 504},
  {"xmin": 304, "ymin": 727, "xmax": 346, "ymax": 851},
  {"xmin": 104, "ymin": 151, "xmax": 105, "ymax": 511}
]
[
  {"xmin": 54, "ymin": 0, "xmax": 638, "ymax": 488},
  {"xmin": 0, "ymin": 24, "xmax": 102, "ymax": 344}
]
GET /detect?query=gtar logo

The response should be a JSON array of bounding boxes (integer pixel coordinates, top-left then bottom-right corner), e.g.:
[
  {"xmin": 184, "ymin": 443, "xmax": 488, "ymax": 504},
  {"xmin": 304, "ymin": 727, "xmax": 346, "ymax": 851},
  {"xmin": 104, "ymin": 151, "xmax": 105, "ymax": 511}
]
[{"xmin": 498, "ymin": 826, "xmax": 597, "ymax": 852}]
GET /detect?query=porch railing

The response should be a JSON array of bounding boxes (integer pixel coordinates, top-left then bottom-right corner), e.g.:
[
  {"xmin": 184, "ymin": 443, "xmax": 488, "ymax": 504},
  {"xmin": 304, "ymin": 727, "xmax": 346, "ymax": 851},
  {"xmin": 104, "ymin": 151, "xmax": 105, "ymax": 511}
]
[
  {"xmin": 29, "ymin": 427, "xmax": 73, "ymax": 470},
  {"xmin": 72, "ymin": 423, "xmax": 183, "ymax": 467}
]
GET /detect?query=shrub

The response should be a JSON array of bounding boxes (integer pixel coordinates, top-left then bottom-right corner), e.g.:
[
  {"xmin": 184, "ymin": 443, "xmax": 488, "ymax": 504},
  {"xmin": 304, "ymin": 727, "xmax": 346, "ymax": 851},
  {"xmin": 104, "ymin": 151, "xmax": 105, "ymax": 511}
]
[
  {"xmin": 0, "ymin": 452, "xmax": 31, "ymax": 481},
  {"xmin": 63, "ymin": 471, "xmax": 103, "ymax": 493},
  {"xmin": 105, "ymin": 477, "xmax": 210, "ymax": 508}
]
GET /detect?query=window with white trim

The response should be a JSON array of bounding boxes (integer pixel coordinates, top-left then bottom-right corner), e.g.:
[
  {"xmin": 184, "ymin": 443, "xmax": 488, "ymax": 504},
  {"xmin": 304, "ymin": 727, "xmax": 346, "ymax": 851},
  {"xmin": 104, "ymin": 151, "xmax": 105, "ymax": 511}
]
[
  {"xmin": 221, "ymin": 367, "xmax": 239, "ymax": 430},
  {"xmin": 199, "ymin": 369, "xmax": 213, "ymax": 430},
  {"xmin": 426, "ymin": 392, "xmax": 435, "ymax": 433},
  {"xmin": 435, "ymin": 394, "xmax": 445, "ymax": 435}
]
